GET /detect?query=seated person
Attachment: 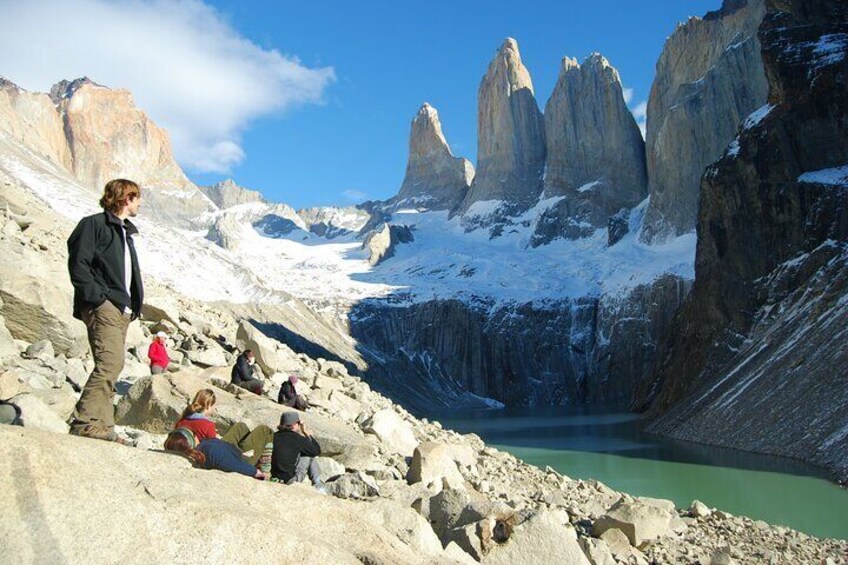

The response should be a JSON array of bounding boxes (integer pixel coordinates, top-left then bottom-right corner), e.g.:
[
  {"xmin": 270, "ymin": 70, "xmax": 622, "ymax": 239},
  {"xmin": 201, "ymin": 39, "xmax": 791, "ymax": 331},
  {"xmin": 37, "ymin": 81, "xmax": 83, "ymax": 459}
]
[
  {"xmin": 174, "ymin": 389, "xmax": 218, "ymax": 441},
  {"xmin": 230, "ymin": 349, "xmax": 263, "ymax": 395},
  {"xmin": 164, "ymin": 427, "xmax": 269, "ymax": 480},
  {"xmin": 277, "ymin": 374, "xmax": 308, "ymax": 410},
  {"xmin": 271, "ymin": 412, "xmax": 325, "ymax": 492}
]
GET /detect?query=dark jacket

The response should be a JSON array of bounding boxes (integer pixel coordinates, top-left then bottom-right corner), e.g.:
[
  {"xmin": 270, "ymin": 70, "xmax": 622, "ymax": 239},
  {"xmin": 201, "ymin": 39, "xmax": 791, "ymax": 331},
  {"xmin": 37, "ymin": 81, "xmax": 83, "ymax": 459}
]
[
  {"xmin": 67, "ymin": 211, "xmax": 143, "ymax": 320},
  {"xmin": 197, "ymin": 438, "xmax": 256, "ymax": 477},
  {"xmin": 271, "ymin": 429, "xmax": 321, "ymax": 483},
  {"xmin": 277, "ymin": 381, "xmax": 297, "ymax": 406},
  {"xmin": 231, "ymin": 352, "xmax": 257, "ymax": 385}
]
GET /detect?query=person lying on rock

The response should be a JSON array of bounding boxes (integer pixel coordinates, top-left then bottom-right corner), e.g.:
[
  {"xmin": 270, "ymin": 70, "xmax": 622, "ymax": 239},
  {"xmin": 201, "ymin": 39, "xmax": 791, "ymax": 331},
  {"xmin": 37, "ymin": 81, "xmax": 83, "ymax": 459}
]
[
  {"xmin": 164, "ymin": 426, "xmax": 270, "ymax": 480},
  {"xmin": 230, "ymin": 349, "xmax": 264, "ymax": 395},
  {"xmin": 277, "ymin": 374, "xmax": 309, "ymax": 410},
  {"xmin": 147, "ymin": 331, "xmax": 170, "ymax": 375},
  {"xmin": 271, "ymin": 412, "xmax": 326, "ymax": 493}
]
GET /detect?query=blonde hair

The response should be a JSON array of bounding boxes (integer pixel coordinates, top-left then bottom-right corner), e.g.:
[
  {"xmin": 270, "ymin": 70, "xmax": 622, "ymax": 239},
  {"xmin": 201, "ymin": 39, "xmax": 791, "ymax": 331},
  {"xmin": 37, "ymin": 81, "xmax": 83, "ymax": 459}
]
[
  {"xmin": 181, "ymin": 389, "xmax": 216, "ymax": 419},
  {"xmin": 99, "ymin": 179, "xmax": 140, "ymax": 213}
]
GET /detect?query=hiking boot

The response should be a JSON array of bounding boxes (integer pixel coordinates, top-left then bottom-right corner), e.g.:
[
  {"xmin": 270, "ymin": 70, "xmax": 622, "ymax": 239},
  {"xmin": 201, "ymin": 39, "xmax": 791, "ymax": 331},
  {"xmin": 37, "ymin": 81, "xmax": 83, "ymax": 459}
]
[{"xmin": 72, "ymin": 424, "xmax": 136, "ymax": 446}]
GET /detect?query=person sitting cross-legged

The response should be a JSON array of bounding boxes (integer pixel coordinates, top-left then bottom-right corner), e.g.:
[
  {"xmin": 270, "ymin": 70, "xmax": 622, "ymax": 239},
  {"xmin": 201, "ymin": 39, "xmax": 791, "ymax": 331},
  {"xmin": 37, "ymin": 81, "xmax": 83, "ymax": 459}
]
[{"xmin": 271, "ymin": 412, "xmax": 325, "ymax": 492}]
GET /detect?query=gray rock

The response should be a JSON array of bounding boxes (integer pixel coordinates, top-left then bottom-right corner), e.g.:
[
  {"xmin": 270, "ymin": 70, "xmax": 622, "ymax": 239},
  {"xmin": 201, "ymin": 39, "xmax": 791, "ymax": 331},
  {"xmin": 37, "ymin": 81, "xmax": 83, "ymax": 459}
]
[
  {"xmin": 408, "ymin": 441, "xmax": 474, "ymax": 486},
  {"xmin": 541, "ymin": 53, "xmax": 646, "ymax": 240},
  {"xmin": 362, "ymin": 223, "xmax": 414, "ymax": 267},
  {"xmin": 578, "ymin": 537, "xmax": 616, "ymax": 565},
  {"xmin": 641, "ymin": 0, "xmax": 768, "ymax": 242},
  {"xmin": 482, "ymin": 510, "xmax": 590, "ymax": 565},
  {"xmin": 689, "ymin": 500, "xmax": 712, "ymax": 518},
  {"xmin": 363, "ymin": 408, "xmax": 418, "ymax": 457},
  {"xmin": 326, "ymin": 471, "xmax": 380, "ymax": 499},
  {"xmin": 10, "ymin": 393, "xmax": 70, "ymax": 434},
  {"xmin": 24, "ymin": 339, "xmax": 54, "ymax": 362},
  {"xmin": 592, "ymin": 497, "xmax": 686, "ymax": 549},
  {"xmin": 459, "ymin": 38, "xmax": 545, "ymax": 217},
  {"xmin": 607, "ymin": 209, "xmax": 630, "ymax": 246},
  {"xmin": 201, "ymin": 178, "xmax": 264, "ymax": 209},
  {"xmin": 312, "ymin": 456, "xmax": 346, "ymax": 483},
  {"xmin": 394, "ymin": 103, "xmax": 473, "ymax": 212}
]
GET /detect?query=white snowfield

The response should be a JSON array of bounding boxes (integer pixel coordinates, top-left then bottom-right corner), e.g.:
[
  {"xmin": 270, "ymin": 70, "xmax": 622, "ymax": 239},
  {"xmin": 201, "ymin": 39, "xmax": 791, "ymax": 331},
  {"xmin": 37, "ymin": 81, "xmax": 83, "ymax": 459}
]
[{"xmin": 1, "ymin": 138, "xmax": 696, "ymax": 313}]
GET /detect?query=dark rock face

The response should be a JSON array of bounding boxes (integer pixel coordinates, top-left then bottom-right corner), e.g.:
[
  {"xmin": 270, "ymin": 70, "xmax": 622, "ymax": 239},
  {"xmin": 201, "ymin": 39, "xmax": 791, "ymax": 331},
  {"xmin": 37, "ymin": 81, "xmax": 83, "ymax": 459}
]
[
  {"xmin": 350, "ymin": 275, "xmax": 690, "ymax": 409},
  {"xmin": 641, "ymin": 0, "xmax": 769, "ymax": 242},
  {"xmin": 541, "ymin": 54, "xmax": 647, "ymax": 239},
  {"xmin": 641, "ymin": 2, "xmax": 848, "ymax": 478}
]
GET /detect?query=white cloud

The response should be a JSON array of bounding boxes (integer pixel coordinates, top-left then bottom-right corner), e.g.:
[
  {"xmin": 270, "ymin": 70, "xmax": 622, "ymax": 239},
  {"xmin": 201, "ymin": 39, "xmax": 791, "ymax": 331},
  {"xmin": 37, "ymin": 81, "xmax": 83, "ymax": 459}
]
[
  {"xmin": 342, "ymin": 189, "xmax": 368, "ymax": 203},
  {"xmin": 0, "ymin": 0, "xmax": 335, "ymax": 174},
  {"xmin": 622, "ymin": 87, "xmax": 634, "ymax": 105},
  {"xmin": 630, "ymin": 100, "xmax": 647, "ymax": 139}
]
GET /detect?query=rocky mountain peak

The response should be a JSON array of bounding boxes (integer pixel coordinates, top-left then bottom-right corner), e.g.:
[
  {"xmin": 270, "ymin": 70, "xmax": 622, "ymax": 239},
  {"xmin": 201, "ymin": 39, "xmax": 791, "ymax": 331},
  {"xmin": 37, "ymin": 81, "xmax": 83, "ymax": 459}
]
[
  {"xmin": 458, "ymin": 37, "xmax": 545, "ymax": 219},
  {"xmin": 0, "ymin": 76, "xmax": 22, "ymax": 91},
  {"xmin": 48, "ymin": 77, "xmax": 101, "ymax": 104},
  {"xmin": 394, "ymin": 103, "xmax": 473, "ymax": 212},
  {"xmin": 202, "ymin": 179, "xmax": 264, "ymax": 210},
  {"xmin": 537, "ymin": 51, "xmax": 647, "ymax": 244}
]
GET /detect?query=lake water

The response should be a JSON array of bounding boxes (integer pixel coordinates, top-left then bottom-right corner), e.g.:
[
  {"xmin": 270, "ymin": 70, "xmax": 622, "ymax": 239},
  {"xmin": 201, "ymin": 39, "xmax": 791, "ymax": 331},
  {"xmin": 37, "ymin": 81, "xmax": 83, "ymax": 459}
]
[{"xmin": 431, "ymin": 405, "xmax": 848, "ymax": 540}]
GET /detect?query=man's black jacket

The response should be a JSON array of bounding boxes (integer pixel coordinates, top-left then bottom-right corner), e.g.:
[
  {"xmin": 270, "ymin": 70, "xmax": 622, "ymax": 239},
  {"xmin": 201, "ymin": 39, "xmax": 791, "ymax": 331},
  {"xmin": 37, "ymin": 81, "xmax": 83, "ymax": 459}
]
[
  {"xmin": 67, "ymin": 210, "xmax": 143, "ymax": 320},
  {"xmin": 271, "ymin": 428, "xmax": 321, "ymax": 482},
  {"xmin": 231, "ymin": 353, "xmax": 258, "ymax": 385}
]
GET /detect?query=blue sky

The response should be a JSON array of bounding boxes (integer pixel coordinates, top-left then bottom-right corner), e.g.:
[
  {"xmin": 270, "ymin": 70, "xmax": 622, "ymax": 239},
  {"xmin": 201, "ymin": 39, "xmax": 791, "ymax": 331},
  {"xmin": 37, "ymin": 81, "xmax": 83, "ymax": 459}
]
[{"xmin": 0, "ymin": 0, "xmax": 720, "ymax": 208}]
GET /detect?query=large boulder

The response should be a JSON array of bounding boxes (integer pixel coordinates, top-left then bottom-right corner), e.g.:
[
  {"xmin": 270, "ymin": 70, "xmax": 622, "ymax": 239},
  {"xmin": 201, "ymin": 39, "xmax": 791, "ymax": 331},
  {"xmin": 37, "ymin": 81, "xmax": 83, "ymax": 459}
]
[
  {"xmin": 482, "ymin": 510, "xmax": 590, "ymax": 565},
  {"xmin": 0, "ymin": 426, "xmax": 456, "ymax": 563},
  {"xmin": 408, "ymin": 441, "xmax": 475, "ymax": 486},
  {"xmin": 10, "ymin": 393, "xmax": 70, "ymax": 434},
  {"xmin": 592, "ymin": 497, "xmax": 686, "ymax": 549},
  {"xmin": 361, "ymin": 498, "xmax": 445, "ymax": 557},
  {"xmin": 235, "ymin": 320, "xmax": 281, "ymax": 375},
  {"xmin": 363, "ymin": 408, "xmax": 418, "ymax": 457}
]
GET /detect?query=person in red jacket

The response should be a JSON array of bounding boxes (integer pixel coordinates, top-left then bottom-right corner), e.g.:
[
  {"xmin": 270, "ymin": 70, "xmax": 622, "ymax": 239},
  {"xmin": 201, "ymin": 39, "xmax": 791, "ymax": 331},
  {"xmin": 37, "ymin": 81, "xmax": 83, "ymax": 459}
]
[{"xmin": 148, "ymin": 331, "xmax": 170, "ymax": 374}]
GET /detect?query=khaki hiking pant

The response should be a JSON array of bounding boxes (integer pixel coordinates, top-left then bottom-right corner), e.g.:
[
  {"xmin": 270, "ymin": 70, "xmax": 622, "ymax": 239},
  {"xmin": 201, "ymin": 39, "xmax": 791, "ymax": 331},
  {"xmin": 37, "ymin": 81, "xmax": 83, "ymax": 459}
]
[
  {"xmin": 71, "ymin": 300, "xmax": 130, "ymax": 432},
  {"xmin": 221, "ymin": 422, "xmax": 273, "ymax": 466}
]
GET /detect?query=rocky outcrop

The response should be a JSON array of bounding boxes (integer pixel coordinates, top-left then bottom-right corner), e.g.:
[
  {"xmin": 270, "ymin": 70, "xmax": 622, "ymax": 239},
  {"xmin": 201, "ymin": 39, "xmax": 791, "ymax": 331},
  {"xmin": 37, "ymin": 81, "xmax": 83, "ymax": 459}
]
[
  {"xmin": 540, "ymin": 54, "xmax": 647, "ymax": 241},
  {"xmin": 642, "ymin": 1, "xmax": 848, "ymax": 479},
  {"xmin": 395, "ymin": 103, "xmax": 474, "ymax": 212},
  {"xmin": 459, "ymin": 39, "xmax": 545, "ymax": 217},
  {"xmin": 641, "ymin": 0, "xmax": 769, "ymax": 242},
  {"xmin": 201, "ymin": 178, "xmax": 264, "ymax": 209},
  {"xmin": 362, "ymin": 223, "xmax": 414, "ymax": 266},
  {"xmin": 297, "ymin": 206, "xmax": 372, "ymax": 239},
  {"xmin": 0, "ymin": 78, "xmax": 72, "ymax": 171}
]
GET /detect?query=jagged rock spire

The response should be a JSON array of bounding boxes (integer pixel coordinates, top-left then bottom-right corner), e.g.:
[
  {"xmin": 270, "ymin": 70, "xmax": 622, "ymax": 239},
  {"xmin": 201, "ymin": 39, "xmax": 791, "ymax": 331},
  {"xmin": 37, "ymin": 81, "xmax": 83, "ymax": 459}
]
[
  {"xmin": 395, "ymin": 103, "xmax": 473, "ymax": 211},
  {"xmin": 459, "ymin": 38, "xmax": 545, "ymax": 215}
]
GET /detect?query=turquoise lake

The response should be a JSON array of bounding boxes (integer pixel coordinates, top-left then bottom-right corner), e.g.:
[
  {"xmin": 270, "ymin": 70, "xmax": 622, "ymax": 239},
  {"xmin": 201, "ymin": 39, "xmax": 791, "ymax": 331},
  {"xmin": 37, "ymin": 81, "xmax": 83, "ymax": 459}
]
[{"xmin": 432, "ymin": 406, "xmax": 848, "ymax": 540}]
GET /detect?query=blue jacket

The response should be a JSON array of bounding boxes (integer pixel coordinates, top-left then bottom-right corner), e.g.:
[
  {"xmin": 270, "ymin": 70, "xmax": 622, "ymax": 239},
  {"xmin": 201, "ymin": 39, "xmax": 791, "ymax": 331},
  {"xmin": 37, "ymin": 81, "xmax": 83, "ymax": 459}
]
[{"xmin": 197, "ymin": 439, "xmax": 255, "ymax": 477}]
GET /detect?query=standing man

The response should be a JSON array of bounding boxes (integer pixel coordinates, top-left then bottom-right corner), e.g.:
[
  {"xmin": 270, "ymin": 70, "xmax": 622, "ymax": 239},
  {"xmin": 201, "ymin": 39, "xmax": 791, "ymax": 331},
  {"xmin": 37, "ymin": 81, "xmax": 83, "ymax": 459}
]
[
  {"xmin": 231, "ymin": 349, "xmax": 264, "ymax": 395},
  {"xmin": 67, "ymin": 179, "xmax": 144, "ymax": 443},
  {"xmin": 148, "ymin": 331, "xmax": 170, "ymax": 374}
]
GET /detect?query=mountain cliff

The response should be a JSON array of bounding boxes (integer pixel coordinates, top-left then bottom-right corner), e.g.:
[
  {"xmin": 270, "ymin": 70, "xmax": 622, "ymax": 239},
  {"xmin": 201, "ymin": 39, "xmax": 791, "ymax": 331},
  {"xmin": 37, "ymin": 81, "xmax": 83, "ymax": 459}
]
[
  {"xmin": 641, "ymin": 0, "xmax": 769, "ymax": 242},
  {"xmin": 640, "ymin": 0, "xmax": 848, "ymax": 480}
]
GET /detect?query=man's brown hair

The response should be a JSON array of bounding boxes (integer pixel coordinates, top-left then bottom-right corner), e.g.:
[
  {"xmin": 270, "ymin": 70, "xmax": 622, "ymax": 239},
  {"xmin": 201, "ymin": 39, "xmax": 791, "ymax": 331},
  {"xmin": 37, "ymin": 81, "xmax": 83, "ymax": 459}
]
[{"xmin": 99, "ymin": 179, "xmax": 140, "ymax": 213}]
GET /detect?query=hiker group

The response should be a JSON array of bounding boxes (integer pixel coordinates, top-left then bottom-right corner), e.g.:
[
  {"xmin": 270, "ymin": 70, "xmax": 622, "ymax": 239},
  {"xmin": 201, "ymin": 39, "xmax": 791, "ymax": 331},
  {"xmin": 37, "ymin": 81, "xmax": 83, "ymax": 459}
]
[{"xmin": 62, "ymin": 178, "xmax": 325, "ymax": 491}]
